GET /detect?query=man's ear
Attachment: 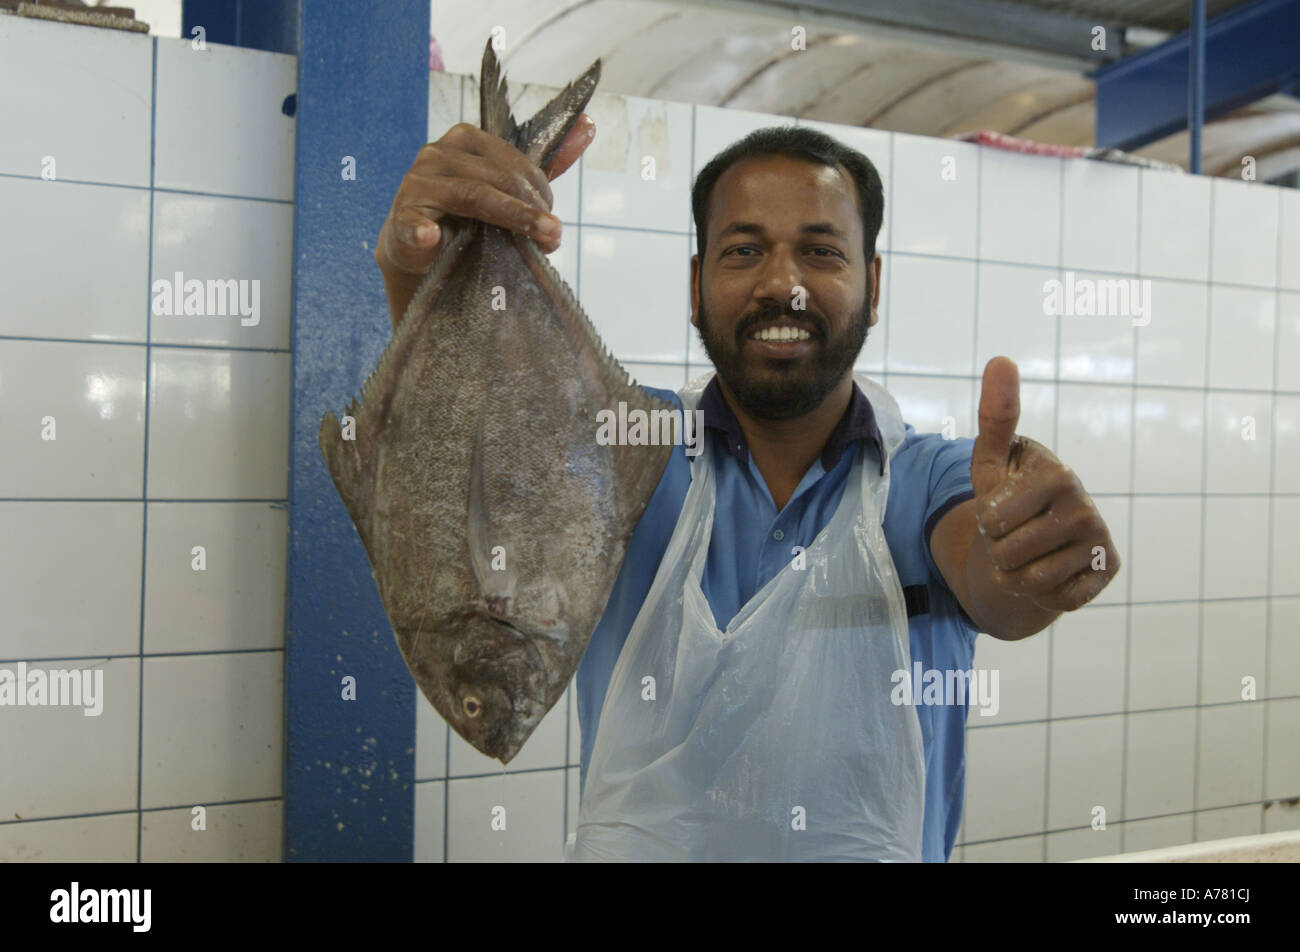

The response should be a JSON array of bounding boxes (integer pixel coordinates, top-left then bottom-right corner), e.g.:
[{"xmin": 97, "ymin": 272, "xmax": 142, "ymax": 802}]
[
  {"xmin": 869, "ymin": 253, "xmax": 882, "ymax": 327},
  {"xmin": 689, "ymin": 254, "xmax": 700, "ymax": 328}
]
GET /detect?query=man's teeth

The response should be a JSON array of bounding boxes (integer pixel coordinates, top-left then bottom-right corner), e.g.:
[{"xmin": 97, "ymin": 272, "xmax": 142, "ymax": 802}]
[{"xmin": 752, "ymin": 326, "xmax": 812, "ymax": 342}]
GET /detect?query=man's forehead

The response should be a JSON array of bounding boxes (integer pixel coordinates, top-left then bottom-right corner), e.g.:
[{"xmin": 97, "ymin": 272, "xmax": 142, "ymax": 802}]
[{"xmin": 708, "ymin": 155, "xmax": 860, "ymax": 227}]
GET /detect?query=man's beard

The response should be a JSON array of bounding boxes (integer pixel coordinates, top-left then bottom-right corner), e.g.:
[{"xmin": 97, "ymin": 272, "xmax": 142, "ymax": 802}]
[{"xmin": 695, "ymin": 289, "xmax": 871, "ymax": 422}]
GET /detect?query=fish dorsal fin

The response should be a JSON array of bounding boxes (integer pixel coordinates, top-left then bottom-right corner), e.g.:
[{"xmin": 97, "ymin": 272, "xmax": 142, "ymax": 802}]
[{"xmin": 478, "ymin": 38, "xmax": 519, "ymax": 143}]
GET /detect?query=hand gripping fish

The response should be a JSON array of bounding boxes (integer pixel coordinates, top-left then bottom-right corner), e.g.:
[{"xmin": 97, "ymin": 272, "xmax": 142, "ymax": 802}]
[{"xmin": 319, "ymin": 40, "xmax": 674, "ymax": 763}]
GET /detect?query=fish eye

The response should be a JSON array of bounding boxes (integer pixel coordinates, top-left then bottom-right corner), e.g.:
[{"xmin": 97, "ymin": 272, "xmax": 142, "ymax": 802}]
[{"xmin": 463, "ymin": 695, "xmax": 482, "ymax": 718}]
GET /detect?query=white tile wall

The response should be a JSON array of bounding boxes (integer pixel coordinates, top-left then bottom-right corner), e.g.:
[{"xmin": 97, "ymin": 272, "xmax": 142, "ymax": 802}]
[
  {"xmin": 0, "ymin": 502, "xmax": 143, "ymax": 659},
  {"xmin": 140, "ymin": 800, "xmax": 281, "ymax": 862},
  {"xmin": 0, "ymin": 341, "xmax": 147, "ymax": 497},
  {"xmin": 1123, "ymin": 813, "xmax": 1194, "ymax": 853},
  {"xmin": 975, "ymin": 263, "xmax": 1060, "ymax": 381},
  {"xmin": 444, "ymin": 771, "xmax": 565, "ymax": 863},
  {"xmin": 0, "ymin": 16, "xmax": 151, "ymax": 186},
  {"xmin": 886, "ymin": 255, "xmax": 976, "ymax": 375},
  {"xmin": 1047, "ymin": 715, "xmax": 1124, "ymax": 829},
  {"xmin": 153, "ymin": 38, "xmax": 296, "ymax": 201},
  {"xmin": 15, "ymin": 12, "xmax": 1291, "ymax": 870},
  {"xmin": 1061, "ymin": 162, "xmax": 1139, "ymax": 275},
  {"xmin": 0, "ymin": 178, "xmax": 150, "ymax": 342},
  {"xmin": 963, "ymin": 833, "xmax": 1043, "ymax": 862},
  {"xmin": 412, "ymin": 59, "xmax": 1300, "ymax": 864},
  {"xmin": 0, "ymin": 18, "xmax": 292, "ymax": 862},
  {"xmin": 1049, "ymin": 607, "xmax": 1127, "ymax": 718},
  {"xmin": 0, "ymin": 814, "xmax": 138, "ymax": 862},
  {"xmin": 150, "ymin": 193, "xmax": 294, "ymax": 349},
  {"xmin": 978, "ymin": 149, "xmax": 1061, "ymax": 268}
]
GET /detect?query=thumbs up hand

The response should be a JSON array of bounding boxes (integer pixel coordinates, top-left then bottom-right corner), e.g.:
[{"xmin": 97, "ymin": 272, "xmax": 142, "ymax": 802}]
[{"xmin": 971, "ymin": 357, "xmax": 1119, "ymax": 613}]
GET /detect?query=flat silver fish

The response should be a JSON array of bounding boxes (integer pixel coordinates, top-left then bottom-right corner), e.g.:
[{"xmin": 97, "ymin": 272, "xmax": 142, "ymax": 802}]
[{"xmin": 319, "ymin": 39, "xmax": 673, "ymax": 763}]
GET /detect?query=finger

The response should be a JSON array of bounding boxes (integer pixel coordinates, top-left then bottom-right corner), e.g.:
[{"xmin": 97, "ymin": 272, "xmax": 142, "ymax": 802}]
[
  {"xmin": 1035, "ymin": 562, "xmax": 1114, "ymax": 612},
  {"xmin": 976, "ymin": 446, "xmax": 1068, "ymax": 539},
  {"xmin": 432, "ymin": 126, "xmax": 555, "ymax": 210},
  {"xmin": 990, "ymin": 538, "xmax": 1097, "ymax": 598},
  {"xmin": 983, "ymin": 502, "xmax": 1082, "ymax": 571},
  {"xmin": 402, "ymin": 174, "xmax": 561, "ymax": 248},
  {"xmin": 543, "ymin": 113, "xmax": 596, "ymax": 180},
  {"xmin": 416, "ymin": 146, "xmax": 554, "ymax": 213},
  {"xmin": 380, "ymin": 205, "xmax": 445, "ymax": 275}
]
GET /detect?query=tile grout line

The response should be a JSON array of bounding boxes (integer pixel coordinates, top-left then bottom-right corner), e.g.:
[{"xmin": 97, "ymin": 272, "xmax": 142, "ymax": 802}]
[
  {"xmin": 1260, "ymin": 185, "xmax": 1285, "ymax": 831},
  {"xmin": 0, "ymin": 335, "xmax": 290, "ymax": 353},
  {"xmin": 0, "ymin": 169, "xmax": 293, "ymax": 205},
  {"xmin": 1120, "ymin": 168, "xmax": 1144, "ymax": 854},
  {"xmin": 0, "ymin": 795, "xmax": 285, "ymax": 829},
  {"xmin": 136, "ymin": 34, "xmax": 159, "ymax": 865},
  {"xmin": 0, "ymin": 498, "xmax": 288, "ymax": 503},
  {"xmin": 961, "ymin": 792, "xmax": 1292, "ymax": 851},
  {"xmin": 958, "ymin": 138, "xmax": 979, "ymax": 852},
  {"xmin": 0, "ymin": 648, "xmax": 286, "ymax": 665},
  {"xmin": 1043, "ymin": 153, "xmax": 1063, "ymax": 863},
  {"xmin": 964, "ymin": 691, "xmax": 1300, "ymax": 728},
  {"xmin": 1192, "ymin": 180, "xmax": 1216, "ymax": 837}
]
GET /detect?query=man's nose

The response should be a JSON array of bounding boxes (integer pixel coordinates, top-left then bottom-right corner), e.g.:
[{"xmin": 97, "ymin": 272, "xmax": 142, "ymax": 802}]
[{"xmin": 753, "ymin": 245, "xmax": 802, "ymax": 305}]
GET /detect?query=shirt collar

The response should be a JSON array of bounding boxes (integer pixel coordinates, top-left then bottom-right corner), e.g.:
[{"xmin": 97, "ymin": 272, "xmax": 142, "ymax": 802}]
[{"xmin": 698, "ymin": 376, "xmax": 885, "ymax": 476}]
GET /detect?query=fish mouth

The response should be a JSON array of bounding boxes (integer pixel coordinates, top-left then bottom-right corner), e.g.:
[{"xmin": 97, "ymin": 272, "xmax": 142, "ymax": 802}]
[
  {"xmin": 458, "ymin": 608, "xmax": 552, "ymax": 762},
  {"xmin": 496, "ymin": 737, "xmax": 525, "ymax": 764}
]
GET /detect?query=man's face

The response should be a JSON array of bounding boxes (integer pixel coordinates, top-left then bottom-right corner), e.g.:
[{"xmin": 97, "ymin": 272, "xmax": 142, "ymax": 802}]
[{"xmin": 690, "ymin": 155, "xmax": 880, "ymax": 421}]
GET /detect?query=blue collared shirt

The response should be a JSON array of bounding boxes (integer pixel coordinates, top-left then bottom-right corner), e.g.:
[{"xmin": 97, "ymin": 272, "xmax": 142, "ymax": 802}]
[{"xmin": 576, "ymin": 378, "xmax": 978, "ymax": 862}]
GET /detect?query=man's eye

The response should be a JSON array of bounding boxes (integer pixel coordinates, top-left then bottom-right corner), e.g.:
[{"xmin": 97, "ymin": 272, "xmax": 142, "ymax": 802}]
[
  {"xmin": 725, "ymin": 246, "xmax": 758, "ymax": 256},
  {"xmin": 810, "ymin": 247, "xmax": 841, "ymax": 257}
]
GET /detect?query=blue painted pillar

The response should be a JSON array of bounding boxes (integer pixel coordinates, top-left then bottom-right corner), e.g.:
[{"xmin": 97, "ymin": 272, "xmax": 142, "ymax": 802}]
[{"xmin": 286, "ymin": 0, "xmax": 428, "ymax": 861}]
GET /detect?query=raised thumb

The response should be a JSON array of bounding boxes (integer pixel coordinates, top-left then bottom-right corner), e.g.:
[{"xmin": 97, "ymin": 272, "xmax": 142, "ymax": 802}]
[{"xmin": 971, "ymin": 356, "xmax": 1021, "ymax": 498}]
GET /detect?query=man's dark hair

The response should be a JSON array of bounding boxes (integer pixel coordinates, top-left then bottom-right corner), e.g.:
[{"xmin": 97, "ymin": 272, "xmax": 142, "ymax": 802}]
[{"xmin": 691, "ymin": 126, "xmax": 884, "ymax": 265}]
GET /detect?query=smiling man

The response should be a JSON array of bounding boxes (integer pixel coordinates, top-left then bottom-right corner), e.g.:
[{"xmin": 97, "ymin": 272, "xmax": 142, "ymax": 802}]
[{"xmin": 376, "ymin": 120, "xmax": 1120, "ymax": 862}]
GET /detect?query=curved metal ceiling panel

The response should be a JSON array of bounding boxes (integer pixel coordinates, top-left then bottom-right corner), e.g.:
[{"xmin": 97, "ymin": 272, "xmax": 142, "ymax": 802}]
[{"xmin": 429, "ymin": 0, "xmax": 1300, "ymax": 179}]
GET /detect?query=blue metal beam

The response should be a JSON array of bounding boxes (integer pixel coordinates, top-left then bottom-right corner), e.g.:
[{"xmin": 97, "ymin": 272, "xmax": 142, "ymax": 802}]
[
  {"xmin": 1092, "ymin": 0, "xmax": 1300, "ymax": 152},
  {"xmin": 1189, "ymin": 0, "xmax": 1206, "ymax": 173},
  {"xmin": 286, "ymin": 0, "xmax": 428, "ymax": 861},
  {"xmin": 181, "ymin": 0, "xmax": 299, "ymax": 55}
]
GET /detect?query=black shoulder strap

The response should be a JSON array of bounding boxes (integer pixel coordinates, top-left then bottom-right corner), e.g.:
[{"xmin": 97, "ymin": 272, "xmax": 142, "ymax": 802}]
[{"xmin": 903, "ymin": 584, "xmax": 929, "ymax": 618}]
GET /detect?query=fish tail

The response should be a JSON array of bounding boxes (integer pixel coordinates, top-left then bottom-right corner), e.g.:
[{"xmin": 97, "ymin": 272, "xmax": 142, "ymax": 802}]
[
  {"xmin": 478, "ymin": 34, "xmax": 600, "ymax": 169},
  {"xmin": 518, "ymin": 56, "xmax": 601, "ymax": 170},
  {"xmin": 479, "ymin": 37, "xmax": 519, "ymax": 143}
]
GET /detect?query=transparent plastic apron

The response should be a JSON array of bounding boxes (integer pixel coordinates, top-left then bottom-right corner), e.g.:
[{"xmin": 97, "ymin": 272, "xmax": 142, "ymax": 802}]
[{"xmin": 567, "ymin": 374, "xmax": 925, "ymax": 862}]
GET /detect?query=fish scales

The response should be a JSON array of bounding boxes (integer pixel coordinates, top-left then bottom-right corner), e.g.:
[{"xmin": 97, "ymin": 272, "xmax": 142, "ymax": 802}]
[{"xmin": 319, "ymin": 39, "xmax": 673, "ymax": 763}]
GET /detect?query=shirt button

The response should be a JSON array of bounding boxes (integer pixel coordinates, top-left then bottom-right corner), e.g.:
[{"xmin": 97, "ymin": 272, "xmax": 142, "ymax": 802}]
[{"xmin": 773, "ymin": 529, "xmax": 785, "ymax": 541}]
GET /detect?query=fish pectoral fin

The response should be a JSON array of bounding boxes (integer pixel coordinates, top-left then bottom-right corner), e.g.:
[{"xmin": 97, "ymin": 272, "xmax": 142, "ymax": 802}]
[
  {"xmin": 537, "ymin": 544, "xmax": 569, "ymax": 623},
  {"xmin": 318, "ymin": 407, "xmax": 370, "ymax": 536},
  {"xmin": 467, "ymin": 423, "xmax": 518, "ymax": 601}
]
